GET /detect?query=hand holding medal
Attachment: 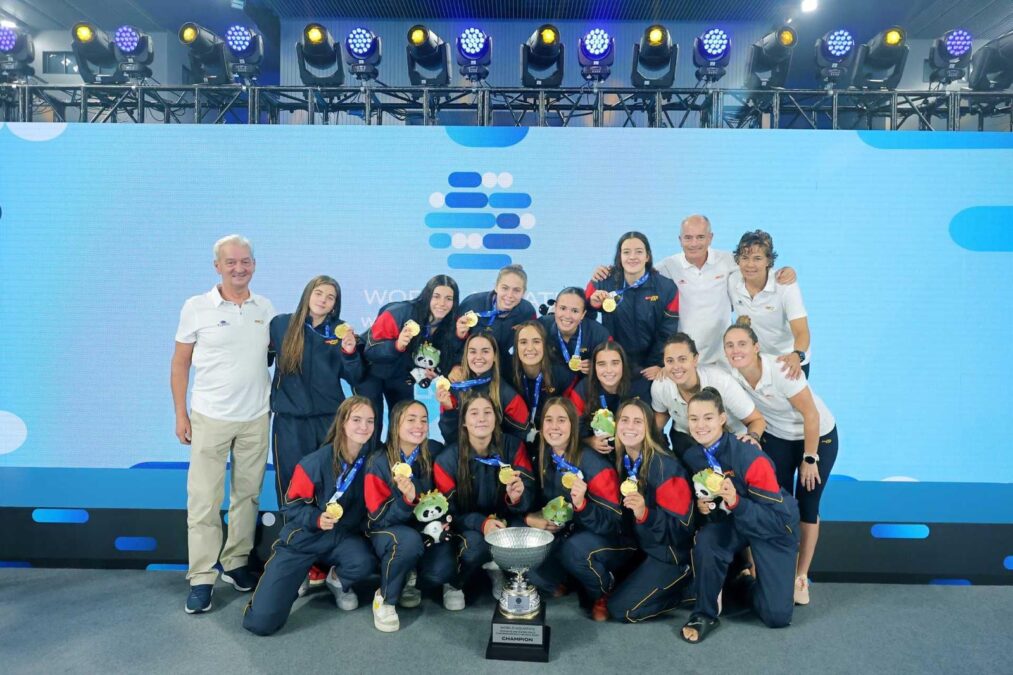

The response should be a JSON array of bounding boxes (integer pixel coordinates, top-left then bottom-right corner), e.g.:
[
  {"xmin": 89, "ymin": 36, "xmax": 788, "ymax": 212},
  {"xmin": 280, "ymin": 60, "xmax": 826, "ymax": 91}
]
[
  {"xmin": 463, "ymin": 310, "xmax": 479, "ymax": 328},
  {"xmin": 321, "ymin": 501, "xmax": 343, "ymax": 529},
  {"xmin": 602, "ymin": 294, "xmax": 618, "ymax": 313}
]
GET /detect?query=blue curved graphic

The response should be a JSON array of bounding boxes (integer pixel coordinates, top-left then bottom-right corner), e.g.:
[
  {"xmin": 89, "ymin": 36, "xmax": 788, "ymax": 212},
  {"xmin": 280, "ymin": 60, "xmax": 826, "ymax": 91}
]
[
  {"xmin": 448, "ymin": 171, "xmax": 482, "ymax": 188},
  {"xmin": 949, "ymin": 206, "xmax": 1013, "ymax": 252},
  {"xmin": 445, "ymin": 127, "xmax": 529, "ymax": 147},
  {"xmin": 447, "ymin": 253, "xmax": 513, "ymax": 269},
  {"xmin": 445, "ymin": 192, "xmax": 489, "ymax": 208},
  {"xmin": 32, "ymin": 508, "xmax": 89, "ymax": 523},
  {"xmin": 929, "ymin": 579, "xmax": 972, "ymax": 585},
  {"xmin": 870, "ymin": 524, "xmax": 930, "ymax": 539},
  {"xmin": 1005, "ymin": 555, "xmax": 1013, "ymax": 570},
  {"xmin": 488, "ymin": 193, "xmax": 532, "ymax": 208},
  {"xmin": 115, "ymin": 536, "xmax": 157, "ymax": 551},
  {"xmin": 496, "ymin": 213, "xmax": 520, "ymax": 229},
  {"xmin": 827, "ymin": 474, "xmax": 858, "ymax": 482},
  {"xmin": 858, "ymin": 131, "xmax": 1013, "ymax": 150},
  {"xmin": 147, "ymin": 563, "xmax": 188, "ymax": 571},
  {"xmin": 484, "ymin": 234, "xmax": 531, "ymax": 250},
  {"xmin": 0, "ymin": 561, "xmax": 32, "ymax": 568},
  {"xmin": 425, "ymin": 213, "xmax": 496, "ymax": 229},
  {"xmin": 429, "ymin": 233, "xmax": 452, "ymax": 248}
]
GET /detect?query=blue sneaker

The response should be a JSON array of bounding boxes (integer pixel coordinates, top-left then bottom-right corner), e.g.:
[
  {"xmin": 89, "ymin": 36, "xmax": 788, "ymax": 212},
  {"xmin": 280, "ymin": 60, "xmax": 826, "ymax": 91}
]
[
  {"xmin": 221, "ymin": 566, "xmax": 257, "ymax": 592},
  {"xmin": 185, "ymin": 584, "xmax": 214, "ymax": 614}
]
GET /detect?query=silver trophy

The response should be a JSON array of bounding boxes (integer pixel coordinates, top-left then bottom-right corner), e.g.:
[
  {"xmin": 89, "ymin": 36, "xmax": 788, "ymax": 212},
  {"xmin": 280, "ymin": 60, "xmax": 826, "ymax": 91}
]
[{"xmin": 486, "ymin": 527, "xmax": 554, "ymax": 620}]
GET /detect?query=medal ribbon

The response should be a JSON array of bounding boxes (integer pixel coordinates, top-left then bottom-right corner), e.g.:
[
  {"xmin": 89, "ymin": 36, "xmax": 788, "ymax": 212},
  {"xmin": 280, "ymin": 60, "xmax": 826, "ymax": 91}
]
[
  {"xmin": 449, "ymin": 375, "xmax": 493, "ymax": 391},
  {"xmin": 623, "ymin": 454, "xmax": 643, "ymax": 482},
  {"xmin": 476, "ymin": 296, "xmax": 507, "ymax": 327},
  {"xmin": 472, "ymin": 454, "xmax": 506, "ymax": 468},
  {"xmin": 612, "ymin": 272, "xmax": 650, "ymax": 302},
  {"xmin": 599, "ymin": 394, "xmax": 609, "ymax": 411},
  {"xmin": 401, "ymin": 446, "xmax": 420, "ymax": 466},
  {"xmin": 329, "ymin": 455, "xmax": 365, "ymax": 502},
  {"xmin": 557, "ymin": 324, "xmax": 582, "ymax": 364},
  {"xmin": 702, "ymin": 439, "xmax": 723, "ymax": 474},
  {"xmin": 550, "ymin": 452, "xmax": 583, "ymax": 479},
  {"xmin": 524, "ymin": 373, "xmax": 543, "ymax": 426},
  {"xmin": 305, "ymin": 320, "xmax": 334, "ymax": 339}
]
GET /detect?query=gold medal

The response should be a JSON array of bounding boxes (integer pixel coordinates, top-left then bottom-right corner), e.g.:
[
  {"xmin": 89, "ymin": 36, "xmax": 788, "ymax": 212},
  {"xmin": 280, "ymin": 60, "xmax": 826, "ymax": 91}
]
[
  {"xmin": 602, "ymin": 296, "xmax": 617, "ymax": 313},
  {"xmin": 568, "ymin": 355, "xmax": 582, "ymax": 372},
  {"xmin": 404, "ymin": 319, "xmax": 421, "ymax": 337},
  {"xmin": 392, "ymin": 462, "xmax": 413, "ymax": 479},
  {"xmin": 334, "ymin": 323, "xmax": 351, "ymax": 339},
  {"xmin": 498, "ymin": 465, "xmax": 516, "ymax": 485},
  {"xmin": 620, "ymin": 478, "xmax": 639, "ymax": 496},
  {"xmin": 326, "ymin": 502, "xmax": 344, "ymax": 520},
  {"xmin": 464, "ymin": 310, "xmax": 479, "ymax": 328},
  {"xmin": 435, "ymin": 376, "xmax": 451, "ymax": 392},
  {"xmin": 561, "ymin": 472, "xmax": 577, "ymax": 489}
]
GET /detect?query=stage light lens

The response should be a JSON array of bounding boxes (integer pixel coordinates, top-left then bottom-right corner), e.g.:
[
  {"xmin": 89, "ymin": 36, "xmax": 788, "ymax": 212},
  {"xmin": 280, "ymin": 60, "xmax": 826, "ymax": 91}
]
[
  {"xmin": 700, "ymin": 28, "xmax": 729, "ymax": 58},
  {"xmin": 647, "ymin": 26, "xmax": 665, "ymax": 46},
  {"xmin": 540, "ymin": 27, "xmax": 556, "ymax": 45},
  {"xmin": 181, "ymin": 25, "xmax": 198, "ymax": 44},
  {"xmin": 0, "ymin": 27, "xmax": 16, "ymax": 53},
  {"xmin": 114, "ymin": 25, "xmax": 141, "ymax": 54},
  {"xmin": 779, "ymin": 29, "xmax": 796, "ymax": 47},
  {"xmin": 944, "ymin": 29, "xmax": 972, "ymax": 58},
  {"xmin": 885, "ymin": 29, "xmax": 904, "ymax": 46},
  {"xmin": 75, "ymin": 24, "xmax": 94, "ymax": 43},
  {"xmin": 347, "ymin": 27, "xmax": 376, "ymax": 57},
  {"xmin": 582, "ymin": 28, "xmax": 611, "ymax": 58},
  {"xmin": 226, "ymin": 25, "xmax": 253, "ymax": 53},
  {"xmin": 459, "ymin": 27, "xmax": 488, "ymax": 57},
  {"xmin": 410, "ymin": 27, "xmax": 426, "ymax": 45},
  {"xmin": 306, "ymin": 25, "xmax": 324, "ymax": 45},
  {"xmin": 825, "ymin": 29, "xmax": 854, "ymax": 58}
]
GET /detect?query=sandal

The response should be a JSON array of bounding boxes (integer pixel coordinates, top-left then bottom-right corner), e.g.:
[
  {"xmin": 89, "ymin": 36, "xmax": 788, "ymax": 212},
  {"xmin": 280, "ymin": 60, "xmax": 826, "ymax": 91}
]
[{"xmin": 680, "ymin": 614, "xmax": 719, "ymax": 644}]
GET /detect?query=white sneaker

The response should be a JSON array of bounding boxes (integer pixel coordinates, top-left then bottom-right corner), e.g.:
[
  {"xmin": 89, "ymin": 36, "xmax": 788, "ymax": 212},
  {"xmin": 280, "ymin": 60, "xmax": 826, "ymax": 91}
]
[
  {"xmin": 399, "ymin": 570, "xmax": 422, "ymax": 608},
  {"xmin": 794, "ymin": 575, "xmax": 811, "ymax": 606},
  {"xmin": 442, "ymin": 584, "xmax": 466, "ymax": 611},
  {"xmin": 372, "ymin": 592, "xmax": 400, "ymax": 632},
  {"xmin": 483, "ymin": 561, "xmax": 505, "ymax": 600},
  {"xmin": 326, "ymin": 568, "xmax": 359, "ymax": 611}
]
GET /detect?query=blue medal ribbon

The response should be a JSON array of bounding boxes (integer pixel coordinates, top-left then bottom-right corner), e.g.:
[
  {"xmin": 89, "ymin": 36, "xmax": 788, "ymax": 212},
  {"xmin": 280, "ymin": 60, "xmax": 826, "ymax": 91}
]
[
  {"xmin": 702, "ymin": 439, "xmax": 723, "ymax": 474},
  {"xmin": 550, "ymin": 451, "xmax": 583, "ymax": 479},
  {"xmin": 476, "ymin": 296, "xmax": 507, "ymax": 327},
  {"xmin": 599, "ymin": 394, "xmax": 609, "ymax": 411},
  {"xmin": 610, "ymin": 272, "xmax": 650, "ymax": 305},
  {"xmin": 524, "ymin": 373, "xmax": 543, "ymax": 425},
  {"xmin": 305, "ymin": 319, "xmax": 334, "ymax": 339},
  {"xmin": 401, "ymin": 446, "xmax": 420, "ymax": 466},
  {"xmin": 472, "ymin": 454, "xmax": 506, "ymax": 468},
  {"xmin": 557, "ymin": 324, "xmax": 582, "ymax": 363},
  {"xmin": 329, "ymin": 454, "xmax": 365, "ymax": 502},
  {"xmin": 623, "ymin": 454, "xmax": 642, "ymax": 482},
  {"xmin": 449, "ymin": 375, "xmax": 493, "ymax": 391}
]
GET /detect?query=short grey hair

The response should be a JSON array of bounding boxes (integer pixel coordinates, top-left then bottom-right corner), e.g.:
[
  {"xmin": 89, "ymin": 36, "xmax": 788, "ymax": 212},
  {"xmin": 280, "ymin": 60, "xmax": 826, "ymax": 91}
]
[
  {"xmin": 680, "ymin": 214, "xmax": 712, "ymax": 233},
  {"xmin": 213, "ymin": 234, "xmax": 254, "ymax": 260}
]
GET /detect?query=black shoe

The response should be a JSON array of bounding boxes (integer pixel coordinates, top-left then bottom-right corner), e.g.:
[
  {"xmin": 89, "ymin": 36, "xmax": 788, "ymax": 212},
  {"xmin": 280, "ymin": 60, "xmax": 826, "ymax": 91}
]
[
  {"xmin": 185, "ymin": 584, "xmax": 214, "ymax": 614},
  {"xmin": 222, "ymin": 566, "xmax": 257, "ymax": 592}
]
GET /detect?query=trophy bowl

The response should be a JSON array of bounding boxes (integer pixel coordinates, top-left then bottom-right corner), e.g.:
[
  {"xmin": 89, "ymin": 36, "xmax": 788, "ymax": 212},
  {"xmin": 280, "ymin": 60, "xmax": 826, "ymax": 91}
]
[{"xmin": 486, "ymin": 527, "xmax": 554, "ymax": 619}]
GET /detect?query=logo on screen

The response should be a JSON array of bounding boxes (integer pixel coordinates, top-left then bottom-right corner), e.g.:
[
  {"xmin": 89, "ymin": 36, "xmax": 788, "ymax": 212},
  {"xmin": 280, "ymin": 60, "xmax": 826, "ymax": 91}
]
[{"xmin": 425, "ymin": 171, "xmax": 535, "ymax": 270}]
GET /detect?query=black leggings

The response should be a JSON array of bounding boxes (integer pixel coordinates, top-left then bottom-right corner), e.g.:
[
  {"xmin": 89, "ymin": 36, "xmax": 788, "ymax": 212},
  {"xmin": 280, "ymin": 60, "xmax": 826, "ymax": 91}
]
[{"xmin": 761, "ymin": 426, "xmax": 838, "ymax": 524}]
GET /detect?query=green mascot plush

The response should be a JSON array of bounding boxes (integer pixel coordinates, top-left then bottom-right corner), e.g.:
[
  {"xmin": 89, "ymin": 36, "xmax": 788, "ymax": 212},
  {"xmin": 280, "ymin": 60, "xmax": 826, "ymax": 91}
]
[{"xmin": 541, "ymin": 495, "xmax": 574, "ymax": 526}]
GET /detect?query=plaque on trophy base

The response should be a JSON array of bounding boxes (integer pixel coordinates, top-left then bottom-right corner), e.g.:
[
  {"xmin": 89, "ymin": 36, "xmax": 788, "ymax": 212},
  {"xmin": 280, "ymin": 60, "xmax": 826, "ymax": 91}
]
[{"xmin": 486, "ymin": 603, "xmax": 551, "ymax": 662}]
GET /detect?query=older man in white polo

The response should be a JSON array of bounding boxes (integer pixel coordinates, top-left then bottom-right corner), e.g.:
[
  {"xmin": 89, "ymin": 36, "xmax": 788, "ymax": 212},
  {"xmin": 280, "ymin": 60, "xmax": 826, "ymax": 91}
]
[{"xmin": 171, "ymin": 234, "xmax": 275, "ymax": 614}]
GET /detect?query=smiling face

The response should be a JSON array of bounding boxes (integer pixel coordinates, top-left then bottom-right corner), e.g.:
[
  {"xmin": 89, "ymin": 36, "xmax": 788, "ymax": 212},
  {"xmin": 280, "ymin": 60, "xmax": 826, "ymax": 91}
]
[
  {"xmin": 687, "ymin": 399, "xmax": 726, "ymax": 447},
  {"xmin": 343, "ymin": 403, "xmax": 376, "ymax": 450},
  {"xmin": 594, "ymin": 348, "xmax": 624, "ymax": 391},
  {"xmin": 214, "ymin": 242, "xmax": 255, "ymax": 293},
  {"xmin": 466, "ymin": 336, "xmax": 496, "ymax": 375},
  {"xmin": 397, "ymin": 402, "xmax": 429, "ymax": 449},
  {"xmin": 495, "ymin": 272, "xmax": 526, "ymax": 312},
  {"xmin": 540, "ymin": 403, "xmax": 572, "ymax": 451},
  {"xmin": 616, "ymin": 404, "xmax": 647, "ymax": 450},
  {"xmin": 620, "ymin": 237, "xmax": 649, "ymax": 277},
  {"xmin": 723, "ymin": 327, "xmax": 760, "ymax": 371},
  {"xmin": 663, "ymin": 341, "xmax": 699, "ymax": 386},
  {"xmin": 429, "ymin": 285, "xmax": 455, "ymax": 321},
  {"xmin": 516, "ymin": 325, "xmax": 544, "ymax": 369},
  {"xmin": 553, "ymin": 292, "xmax": 586, "ymax": 337},
  {"xmin": 737, "ymin": 245, "xmax": 771, "ymax": 285},
  {"xmin": 679, "ymin": 217, "xmax": 713, "ymax": 266},
  {"xmin": 464, "ymin": 397, "xmax": 496, "ymax": 443},
  {"xmin": 308, "ymin": 283, "xmax": 338, "ymax": 320}
]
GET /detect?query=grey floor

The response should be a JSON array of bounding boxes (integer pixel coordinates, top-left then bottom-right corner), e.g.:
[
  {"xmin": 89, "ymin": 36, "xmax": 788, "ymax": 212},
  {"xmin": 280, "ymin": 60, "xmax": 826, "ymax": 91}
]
[{"xmin": 0, "ymin": 569, "xmax": 1009, "ymax": 674}]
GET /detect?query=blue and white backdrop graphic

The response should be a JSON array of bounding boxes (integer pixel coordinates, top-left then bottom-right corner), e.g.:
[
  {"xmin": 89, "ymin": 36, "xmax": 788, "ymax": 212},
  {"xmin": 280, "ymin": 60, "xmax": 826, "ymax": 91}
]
[{"xmin": 1, "ymin": 123, "xmax": 1012, "ymax": 532}]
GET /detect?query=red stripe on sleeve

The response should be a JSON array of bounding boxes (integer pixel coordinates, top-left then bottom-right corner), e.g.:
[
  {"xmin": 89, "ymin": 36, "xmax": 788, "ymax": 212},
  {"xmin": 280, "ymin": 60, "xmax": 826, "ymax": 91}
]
[
  {"xmin": 503, "ymin": 394, "xmax": 529, "ymax": 427},
  {"xmin": 364, "ymin": 473, "xmax": 393, "ymax": 514},
  {"xmin": 286, "ymin": 464, "xmax": 316, "ymax": 502},
  {"xmin": 511, "ymin": 443, "xmax": 533, "ymax": 473},
  {"xmin": 744, "ymin": 456, "xmax": 780, "ymax": 493},
  {"xmin": 370, "ymin": 311, "xmax": 401, "ymax": 343},
  {"xmin": 565, "ymin": 388, "xmax": 586, "ymax": 417},
  {"xmin": 434, "ymin": 462, "xmax": 456, "ymax": 495},
  {"xmin": 666, "ymin": 289, "xmax": 680, "ymax": 313},
  {"xmin": 587, "ymin": 467, "xmax": 620, "ymax": 506},
  {"xmin": 584, "ymin": 281, "xmax": 597, "ymax": 301},
  {"xmin": 656, "ymin": 476, "xmax": 692, "ymax": 517}
]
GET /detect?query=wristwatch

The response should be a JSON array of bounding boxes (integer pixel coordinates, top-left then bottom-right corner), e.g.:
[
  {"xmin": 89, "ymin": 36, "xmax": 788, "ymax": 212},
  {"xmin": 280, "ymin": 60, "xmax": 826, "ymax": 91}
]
[
  {"xmin": 802, "ymin": 453, "xmax": 819, "ymax": 465},
  {"xmin": 794, "ymin": 350, "xmax": 807, "ymax": 363}
]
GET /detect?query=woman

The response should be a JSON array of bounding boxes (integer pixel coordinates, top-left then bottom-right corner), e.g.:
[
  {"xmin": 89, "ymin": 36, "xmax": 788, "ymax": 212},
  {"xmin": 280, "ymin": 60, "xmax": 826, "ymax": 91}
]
[
  {"xmin": 269, "ymin": 276, "xmax": 362, "ymax": 509},
  {"xmin": 458, "ymin": 264, "xmax": 538, "ymax": 371},
  {"xmin": 680, "ymin": 388, "xmax": 800, "ymax": 643},
  {"xmin": 651, "ymin": 333, "xmax": 765, "ymax": 459},
  {"xmin": 566, "ymin": 342, "xmax": 651, "ymax": 454},
  {"xmin": 243, "ymin": 397, "xmax": 378, "ymax": 636},
  {"xmin": 510, "ymin": 320, "xmax": 570, "ymax": 445},
  {"xmin": 525, "ymin": 398, "xmax": 622, "ymax": 607},
  {"xmin": 586, "ymin": 232, "xmax": 680, "ymax": 382},
  {"xmin": 362, "ymin": 275, "xmax": 470, "ymax": 440},
  {"xmin": 436, "ymin": 331, "xmax": 529, "ymax": 445},
  {"xmin": 723, "ymin": 321, "xmax": 837, "ymax": 606},
  {"xmin": 433, "ymin": 394, "xmax": 534, "ymax": 609},
  {"xmin": 538, "ymin": 287, "xmax": 611, "ymax": 390},
  {"xmin": 727, "ymin": 230, "xmax": 811, "ymax": 379},
  {"xmin": 364, "ymin": 400, "xmax": 454, "ymax": 631},
  {"xmin": 607, "ymin": 399, "xmax": 695, "ymax": 623}
]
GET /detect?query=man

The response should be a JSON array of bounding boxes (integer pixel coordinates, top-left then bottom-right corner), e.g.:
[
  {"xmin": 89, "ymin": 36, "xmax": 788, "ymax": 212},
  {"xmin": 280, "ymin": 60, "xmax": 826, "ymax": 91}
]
[{"xmin": 171, "ymin": 235, "xmax": 275, "ymax": 614}]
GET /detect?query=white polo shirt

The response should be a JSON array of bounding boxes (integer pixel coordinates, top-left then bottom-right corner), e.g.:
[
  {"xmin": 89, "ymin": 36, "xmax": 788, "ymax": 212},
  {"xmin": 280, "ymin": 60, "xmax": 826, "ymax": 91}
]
[
  {"xmin": 727, "ymin": 270, "xmax": 808, "ymax": 360},
  {"xmin": 175, "ymin": 286, "xmax": 275, "ymax": 421},
  {"xmin": 656, "ymin": 249, "xmax": 735, "ymax": 364},
  {"xmin": 729, "ymin": 353, "xmax": 834, "ymax": 441},
  {"xmin": 651, "ymin": 364, "xmax": 756, "ymax": 435}
]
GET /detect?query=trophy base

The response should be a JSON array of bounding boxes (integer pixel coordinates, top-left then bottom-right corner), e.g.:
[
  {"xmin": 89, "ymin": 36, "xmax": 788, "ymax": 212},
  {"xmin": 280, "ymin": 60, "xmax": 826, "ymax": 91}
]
[{"xmin": 486, "ymin": 604, "xmax": 551, "ymax": 663}]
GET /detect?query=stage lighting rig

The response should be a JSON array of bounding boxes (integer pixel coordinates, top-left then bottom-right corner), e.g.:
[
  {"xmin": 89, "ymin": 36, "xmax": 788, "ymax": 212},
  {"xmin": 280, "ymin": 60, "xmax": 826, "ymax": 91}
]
[
  {"xmin": 578, "ymin": 28, "xmax": 614, "ymax": 82},
  {"xmin": 112, "ymin": 25, "xmax": 153, "ymax": 81},
  {"xmin": 224, "ymin": 24, "xmax": 264, "ymax": 82},
  {"xmin": 521, "ymin": 24, "xmax": 563, "ymax": 87},
  {"xmin": 72, "ymin": 23, "xmax": 126, "ymax": 84},
  {"xmin": 815, "ymin": 29, "xmax": 855, "ymax": 87},
  {"xmin": 0, "ymin": 26, "xmax": 34, "ymax": 81},
  {"xmin": 179, "ymin": 23, "xmax": 230, "ymax": 84},
  {"xmin": 968, "ymin": 29, "xmax": 1013, "ymax": 92},
  {"xmin": 345, "ymin": 27, "xmax": 381, "ymax": 81},
  {"xmin": 406, "ymin": 24, "xmax": 450, "ymax": 86},
  {"xmin": 456, "ymin": 27, "xmax": 491, "ymax": 83},
  {"xmin": 631, "ymin": 24, "xmax": 677, "ymax": 88},
  {"xmin": 693, "ymin": 28, "xmax": 730, "ymax": 83},
  {"xmin": 851, "ymin": 26, "xmax": 909, "ymax": 90},
  {"xmin": 924, "ymin": 29, "xmax": 973, "ymax": 85},
  {"xmin": 746, "ymin": 26, "xmax": 796, "ymax": 89},
  {"xmin": 297, "ymin": 23, "xmax": 344, "ymax": 86}
]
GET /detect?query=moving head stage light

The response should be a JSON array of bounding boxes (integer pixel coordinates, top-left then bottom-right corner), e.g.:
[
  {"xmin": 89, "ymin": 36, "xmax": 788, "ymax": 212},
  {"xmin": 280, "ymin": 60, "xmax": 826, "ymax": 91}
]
[
  {"xmin": 0, "ymin": 26, "xmax": 34, "ymax": 81},
  {"xmin": 112, "ymin": 25, "xmax": 153, "ymax": 80},
  {"xmin": 457, "ymin": 27, "xmax": 491, "ymax": 82},
  {"xmin": 815, "ymin": 28, "xmax": 855, "ymax": 87},
  {"xmin": 297, "ymin": 23, "xmax": 344, "ymax": 86},
  {"xmin": 578, "ymin": 28, "xmax": 614, "ymax": 82},
  {"xmin": 925, "ymin": 29, "xmax": 973, "ymax": 85},
  {"xmin": 72, "ymin": 23, "xmax": 127, "ymax": 84},
  {"xmin": 851, "ymin": 26, "xmax": 909, "ymax": 90},
  {"xmin": 406, "ymin": 25, "xmax": 450, "ymax": 86},
  {"xmin": 179, "ymin": 23, "xmax": 229, "ymax": 84},
  {"xmin": 693, "ymin": 28, "xmax": 730, "ymax": 83},
  {"xmin": 521, "ymin": 24, "xmax": 563, "ymax": 87},
  {"xmin": 224, "ymin": 24, "xmax": 264, "ymax": 82},
  {"xmin": 968, "ymin": 29, "xmax": 1013, "ymax": 92},
  {"xmin": 746, "ymin": 26, "xmax": 796, "ymax": 89},
  {"xmin": 345, "ymin": 27, "xmax": 381, "ymax": 81},
  {"xmin": 631, "ymin": 25, "xmax": 677, "ymax": 89}
]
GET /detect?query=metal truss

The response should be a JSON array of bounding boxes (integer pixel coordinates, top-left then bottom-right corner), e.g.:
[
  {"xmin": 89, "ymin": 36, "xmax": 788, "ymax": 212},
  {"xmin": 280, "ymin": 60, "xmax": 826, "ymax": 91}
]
[{"xmin": 2, "ymin": 83, "xmax": 1010, "ymax": 130}]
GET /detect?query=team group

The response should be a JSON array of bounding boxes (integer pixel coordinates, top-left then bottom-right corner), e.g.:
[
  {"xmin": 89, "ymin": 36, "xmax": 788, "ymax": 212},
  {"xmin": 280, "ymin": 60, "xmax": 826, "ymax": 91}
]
[{"xmin": 170, "ymin": 214, "xmax": 838, "ymax": 643}]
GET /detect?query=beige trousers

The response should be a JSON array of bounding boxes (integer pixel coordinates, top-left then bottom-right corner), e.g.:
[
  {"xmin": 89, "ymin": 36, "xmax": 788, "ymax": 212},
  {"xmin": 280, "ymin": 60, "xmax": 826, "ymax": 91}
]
[{"xmin": 186, "ymin": 410, "xmax": 269, "ymax": 585}]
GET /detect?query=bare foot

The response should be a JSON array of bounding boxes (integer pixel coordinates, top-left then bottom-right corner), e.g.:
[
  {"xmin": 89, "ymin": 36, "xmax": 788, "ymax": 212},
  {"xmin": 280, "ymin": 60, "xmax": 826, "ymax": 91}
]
[{"xmin": 682, "ymin": 626, "xmax": 699, "ymax": 643}]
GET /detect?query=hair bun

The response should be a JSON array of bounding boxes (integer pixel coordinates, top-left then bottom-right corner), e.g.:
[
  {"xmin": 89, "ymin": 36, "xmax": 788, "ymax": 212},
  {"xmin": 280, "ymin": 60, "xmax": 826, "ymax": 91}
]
[{"xmin": 736, "ymin": 315, "xmax": 752, "ymax": 327}]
